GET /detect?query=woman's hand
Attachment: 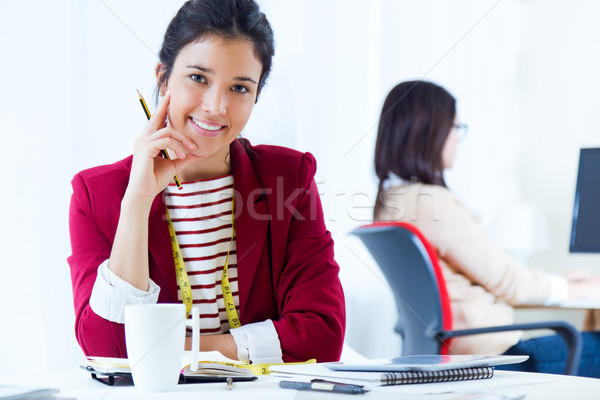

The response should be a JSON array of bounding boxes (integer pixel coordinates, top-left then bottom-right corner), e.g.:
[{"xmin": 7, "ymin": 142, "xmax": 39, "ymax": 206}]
[
  {"xmin": 109, "ymin": 91, "xmax": 201, "ymax": 289},
  {"xmin": 567, "ymin": 274, "xmax": 600, "ymax": 300},
  {"xmin": 185, "ymin": 333, "xmax": 239, "ymax": 360},
  {"xmin": 126, "ymin": 90, "xmax": 199, "ymax": 204}
]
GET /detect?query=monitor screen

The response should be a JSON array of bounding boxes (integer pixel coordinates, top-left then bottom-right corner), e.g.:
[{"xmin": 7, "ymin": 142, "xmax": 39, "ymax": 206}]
[{"xmin": 570, "ymin": 148, "xmax": 600, "ymax": 253}]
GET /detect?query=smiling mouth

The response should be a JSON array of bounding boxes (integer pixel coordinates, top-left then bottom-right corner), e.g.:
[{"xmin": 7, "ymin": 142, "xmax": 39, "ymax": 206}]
[
  {"xmin": 191, "ymin": 117, "xmax": 224, "ymax": 131},
  {"xmin": 189, "ymin": 117, "xmax": 226, "ymax": 138}
]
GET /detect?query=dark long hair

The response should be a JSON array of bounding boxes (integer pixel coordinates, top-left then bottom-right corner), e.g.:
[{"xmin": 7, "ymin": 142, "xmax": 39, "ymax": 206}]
[
  {"xmin": 373, "ymin": 80, "xmax": 456, "ymax": 217},
  {"xmin": 157, "ymin": 0, "xmax": 274, "ymax": 101}
]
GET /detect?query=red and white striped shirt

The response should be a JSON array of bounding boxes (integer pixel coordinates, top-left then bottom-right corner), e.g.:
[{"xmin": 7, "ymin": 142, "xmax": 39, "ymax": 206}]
[{"xmin": 164, "ymin": 174, "xmax": 238, "ymax": 334}]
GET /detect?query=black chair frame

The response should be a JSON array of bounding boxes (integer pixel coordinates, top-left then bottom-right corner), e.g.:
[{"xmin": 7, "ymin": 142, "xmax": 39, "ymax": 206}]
[{"xmin": 352, "ymin": 223, "xmax": 583, "ymax": 375}]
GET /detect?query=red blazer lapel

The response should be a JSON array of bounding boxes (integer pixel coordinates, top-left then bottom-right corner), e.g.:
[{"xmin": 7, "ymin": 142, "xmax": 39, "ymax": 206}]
[
  {"xmin": 148, "ymin": 193, "xmax": 179, "ymax": 302},
  {"xmin": 230, "ymin": 139, "xmax": 269, "ymax": 319},
  {"xmin": 142, "ymin": 139, "xmax": 270, "ymax": 316}
]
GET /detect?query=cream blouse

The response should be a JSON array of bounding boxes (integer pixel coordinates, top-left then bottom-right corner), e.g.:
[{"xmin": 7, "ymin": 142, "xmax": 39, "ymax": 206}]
[{"xmin": 376, "ymin": 182, "xmax": 567, "ymax": 355}]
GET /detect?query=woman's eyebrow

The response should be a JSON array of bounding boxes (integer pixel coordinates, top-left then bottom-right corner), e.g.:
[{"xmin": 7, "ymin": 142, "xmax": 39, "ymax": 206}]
[
  {"xmin": 186, "ymin": 65, "xmax": 257, "ymax": 85},
  {"xmin": 186, "ymin": 64, "xmax": 213, "ymax": 73},
  {"xmin": 234, "ymin": 76, "xmax": 257, "ymax": 85}
]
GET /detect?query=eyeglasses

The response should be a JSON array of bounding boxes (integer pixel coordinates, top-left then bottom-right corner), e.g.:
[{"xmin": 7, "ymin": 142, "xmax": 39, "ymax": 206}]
[{"xmin": 453, "ymin": 123, "xmax": 468, "ymax": 141}]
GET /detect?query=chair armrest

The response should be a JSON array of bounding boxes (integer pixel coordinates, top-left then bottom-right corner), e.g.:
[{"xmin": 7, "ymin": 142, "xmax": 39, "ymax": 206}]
[{"xmin": 437, "ymin": 321, "xmax": 582, "ymax": 375}]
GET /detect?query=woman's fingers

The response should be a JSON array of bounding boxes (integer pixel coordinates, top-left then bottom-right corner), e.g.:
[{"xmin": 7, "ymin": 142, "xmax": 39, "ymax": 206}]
[
  {"xmin": 146, "ymin": 90, "xmax": 171, "ymax": 133},
  {"xmin": 137, "ymin": 127, "xmax": 197, "ymax": 159},
  {"xmin": 149, "ymin": 137, "xmax": 189, "ymax": 159},
  {"xmin": 161, "ymin": 127, "xmax": 197, "ymax": 151},
  {"xmin": 151, "ymin": 127, "xmax": 197, "ymax": 152},
  {"xmin": 129, "ymin": 91, "xmax": 198, "ymax": 198},
  {"xmin": 564, "ymin": 270, "xmax": 593, "ymax": 282},
  {"xmin": 138, "ymin": 90, "xmax": 197, "ymax": 155}
]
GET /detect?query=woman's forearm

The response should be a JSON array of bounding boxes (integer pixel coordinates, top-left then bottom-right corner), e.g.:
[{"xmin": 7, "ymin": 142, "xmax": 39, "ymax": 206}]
[
  {"xmin": 108, "ymin": 193, "xmax": 154, "ymax": 291},
  {"xmin": 185, "ymin": 334, "xmax": 239, "ymax": 361}
]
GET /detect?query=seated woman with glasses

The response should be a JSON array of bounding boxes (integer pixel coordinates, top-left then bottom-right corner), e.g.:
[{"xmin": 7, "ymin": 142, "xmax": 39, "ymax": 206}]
[{"xmin": 372, "ymin": 80, "xmax": 600, "ymax": 376}]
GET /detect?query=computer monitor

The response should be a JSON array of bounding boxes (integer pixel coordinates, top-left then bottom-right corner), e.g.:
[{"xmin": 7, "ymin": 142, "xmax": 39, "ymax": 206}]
[{"xmin": 570, "ymin": 148, "xmax": 600, "ymax": 253}]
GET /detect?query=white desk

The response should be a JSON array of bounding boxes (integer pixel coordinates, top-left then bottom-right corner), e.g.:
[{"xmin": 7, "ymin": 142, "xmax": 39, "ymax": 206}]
[
  {"xmin": 546, "ymin": 299, "xmax": 600, "ymax": 310},
  {"xmin": 515, "ymin": 299, "xmax": 600, "ymax": 311},
  {"xmin": 2, "ymin": 369, "xmax": 600, "ymax": 400},
  {"xmin": 517, "ymin": 299, "xmax": 600, "ymax": 331}
]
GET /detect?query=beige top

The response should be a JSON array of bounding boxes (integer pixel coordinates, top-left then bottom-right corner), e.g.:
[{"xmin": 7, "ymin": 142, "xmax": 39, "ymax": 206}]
[{"xmin": 375, "ymin": 183, "xmax": 554, "ymax": 355}]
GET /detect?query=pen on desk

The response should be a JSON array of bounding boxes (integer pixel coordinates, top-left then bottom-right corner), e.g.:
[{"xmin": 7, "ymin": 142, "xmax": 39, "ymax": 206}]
[
  {"xmin": 279, "ymin": 380, "xmax": 369, "ymax": 395},
  {"xmin": 137, "ymin": 89, "xmax": 183, "ymax": 190}
]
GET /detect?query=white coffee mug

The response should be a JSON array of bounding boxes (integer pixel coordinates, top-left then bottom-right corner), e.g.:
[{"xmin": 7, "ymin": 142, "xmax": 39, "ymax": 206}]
[{"xmin": 124, "ymin": 304, "xmax": 199, "ymax": 392}]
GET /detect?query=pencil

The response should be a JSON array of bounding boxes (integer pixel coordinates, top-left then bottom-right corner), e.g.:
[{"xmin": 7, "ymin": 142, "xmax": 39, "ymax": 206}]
[{"xmin": 137, "ymin": 90, "xmax": 183, "ymax": 190}]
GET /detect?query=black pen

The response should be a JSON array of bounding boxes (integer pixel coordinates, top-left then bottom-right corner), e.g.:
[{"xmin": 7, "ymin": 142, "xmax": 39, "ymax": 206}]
[{"xmin": 279, "ymin": 380, "xmax": 369, "ymax": 395}]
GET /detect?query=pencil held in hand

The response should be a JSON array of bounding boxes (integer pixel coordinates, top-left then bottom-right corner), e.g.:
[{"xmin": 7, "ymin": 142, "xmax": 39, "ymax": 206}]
[{"xmin": 137, "ymin": 90, "xmax": 183, "ymax": 190}]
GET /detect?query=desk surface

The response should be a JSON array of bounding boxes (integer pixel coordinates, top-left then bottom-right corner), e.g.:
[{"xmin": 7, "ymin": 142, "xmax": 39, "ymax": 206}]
[
  {"xmin": 1, "ymin": 368, "xmax": 600, "ymax": 400},
  {"xmin": 516, "ymin": 299, "xmax": 600, "ymax": 310},
  {"xmin": 541, "ymin": 299, "xmax": 600, "ymax": 310}
]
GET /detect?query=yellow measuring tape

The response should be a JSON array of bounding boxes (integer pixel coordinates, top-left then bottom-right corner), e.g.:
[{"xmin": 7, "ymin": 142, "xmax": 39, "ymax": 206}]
[
  {"xmin": 166, "ymin": 191, "xmax": 240, "ymax": 328},
  {"xmin": 184, "ymin": 359, "xmax": 317, "ymax": 376},
  {"xmin": 221, "ymin": 201, "xmax": 240, "ymax": 328},
  {"xmin": 169, "ymin": 189, "xmax": 317, "ymax": 373},
  {"xmin": 166, "ymin": 208, "xmax": 193, "ymax": 317}
]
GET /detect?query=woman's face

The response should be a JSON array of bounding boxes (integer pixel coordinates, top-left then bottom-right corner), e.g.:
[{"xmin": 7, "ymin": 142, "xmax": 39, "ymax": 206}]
[
  {"xmin": 442, "ymin": 119, "xmax": 460, "ymax": 169},
  {"xmin": 159, "ymin": 34, "xmax": 262, "ymax": 164}
]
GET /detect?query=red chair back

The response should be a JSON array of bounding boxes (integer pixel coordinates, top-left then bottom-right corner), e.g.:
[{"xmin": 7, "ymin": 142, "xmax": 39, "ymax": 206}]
[{"xmin": 353, "ymin": 222, "xmax": 453, "ymax": 354}]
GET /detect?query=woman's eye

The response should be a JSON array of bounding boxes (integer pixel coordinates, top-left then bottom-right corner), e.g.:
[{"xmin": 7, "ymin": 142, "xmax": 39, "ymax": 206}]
[
  {"xmin": 232, "ymin": 85, "xmax": 249, "ymax": 94},
  {"xmin": 190, "ymin": 74, "xmax": 206, "ymax": 83}
]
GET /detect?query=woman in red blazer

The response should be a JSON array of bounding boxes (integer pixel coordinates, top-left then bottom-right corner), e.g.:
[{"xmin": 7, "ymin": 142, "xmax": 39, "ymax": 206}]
[{"xmin": 68, "ymin": 0, "xmax": 344, "ymax": 364}]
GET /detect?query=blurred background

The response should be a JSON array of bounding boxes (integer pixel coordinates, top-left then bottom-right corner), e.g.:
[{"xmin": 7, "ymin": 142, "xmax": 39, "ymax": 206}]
[{"xmin": 1, "ymin": 0, "xmax": 599, "ymax": 372}]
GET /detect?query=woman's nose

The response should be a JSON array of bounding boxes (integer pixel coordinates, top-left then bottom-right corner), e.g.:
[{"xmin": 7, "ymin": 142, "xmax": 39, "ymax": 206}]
[{"xmin": 202, "ymin": 86, "xmax": 227, "ymax": 116}]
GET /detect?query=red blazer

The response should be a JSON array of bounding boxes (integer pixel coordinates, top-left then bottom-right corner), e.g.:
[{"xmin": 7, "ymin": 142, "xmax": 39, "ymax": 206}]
[{"xmin": 68, "ymin": 139, "xmax": 345, "ymax": 362}]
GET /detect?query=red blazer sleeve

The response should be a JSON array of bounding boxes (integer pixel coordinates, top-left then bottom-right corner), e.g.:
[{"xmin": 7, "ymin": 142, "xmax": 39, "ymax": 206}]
[
  {"xmin": 272, "ymin": 153, "xmax": 346, "ymax": 362},
  {"xmin": 67, "ymin": 173, "xmax": 127, "ymax": 357}
]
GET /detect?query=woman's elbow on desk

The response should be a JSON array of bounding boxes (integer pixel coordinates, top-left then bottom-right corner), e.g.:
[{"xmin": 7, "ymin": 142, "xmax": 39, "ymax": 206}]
[{"xmin": 75, "ymin": 307, "xmax": 127, "ymax": 358}]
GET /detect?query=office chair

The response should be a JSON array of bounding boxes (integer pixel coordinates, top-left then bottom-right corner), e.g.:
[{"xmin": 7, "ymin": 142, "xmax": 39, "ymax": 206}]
[{"xmin": 351, "ymin": 222, "xmax": 583, "ymax": 375}]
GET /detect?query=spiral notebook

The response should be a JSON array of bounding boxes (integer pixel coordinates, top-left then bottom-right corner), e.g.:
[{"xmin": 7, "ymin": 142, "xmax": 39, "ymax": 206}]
[
  {"xmin": 328, "ymin": 355, "xmax": 528, "ymax": 372},
  {"xmin": 270, "ymin": 355, "xmax": 527, "ymax": 386}
]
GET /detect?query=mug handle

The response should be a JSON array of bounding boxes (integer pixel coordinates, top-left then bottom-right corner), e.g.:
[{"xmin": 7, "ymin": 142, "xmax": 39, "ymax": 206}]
[{"xmin": 185, "ymin": 307, "xmax": 199, "ymax": 371}]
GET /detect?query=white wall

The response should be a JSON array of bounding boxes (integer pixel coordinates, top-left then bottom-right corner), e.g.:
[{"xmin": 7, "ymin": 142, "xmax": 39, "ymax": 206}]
[
  {"xmin": 0, "ymin": 0, "xmax": 76, "ymax": 372},
  {"xmin": 1, "ymin": 0, "xmax": 599, "ymax": 371}
]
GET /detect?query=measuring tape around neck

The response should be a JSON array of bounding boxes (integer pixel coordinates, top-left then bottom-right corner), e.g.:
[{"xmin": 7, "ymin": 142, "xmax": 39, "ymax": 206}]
[
  {"xmin": 166, "ymin": 191, "xmax": 240, "ymax": 329},
  {"xmin": 166, "ymin": 208, "xmax": 193, "ymax": 317},
  {"xmin": 220, "ymin": 195, "xmax": 241, "ymax": 328}
]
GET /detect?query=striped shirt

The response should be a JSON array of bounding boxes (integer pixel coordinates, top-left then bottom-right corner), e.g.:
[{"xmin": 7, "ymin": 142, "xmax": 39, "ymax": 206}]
[{"xmin": 164, "ymin": 174, "xmax": 238, "ymax": 334}]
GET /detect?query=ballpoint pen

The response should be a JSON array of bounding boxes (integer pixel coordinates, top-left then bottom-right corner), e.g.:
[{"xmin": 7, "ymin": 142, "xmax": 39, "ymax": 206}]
[
  {"xmin": 137, "ymin": 89, "xmax": 183, "ymax": 190},
  {"xmin": 279, "ymin": 380, "xmax": 369, "ymax": 395}
]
